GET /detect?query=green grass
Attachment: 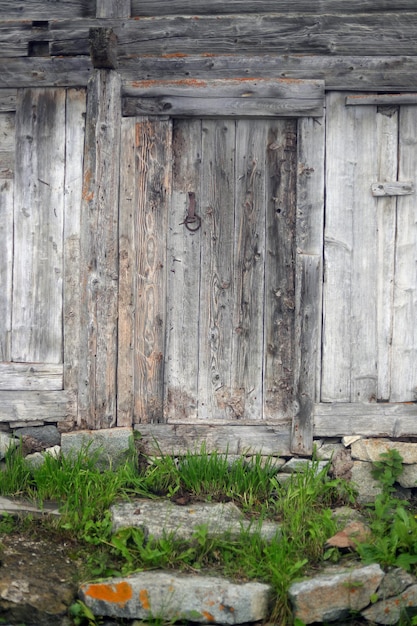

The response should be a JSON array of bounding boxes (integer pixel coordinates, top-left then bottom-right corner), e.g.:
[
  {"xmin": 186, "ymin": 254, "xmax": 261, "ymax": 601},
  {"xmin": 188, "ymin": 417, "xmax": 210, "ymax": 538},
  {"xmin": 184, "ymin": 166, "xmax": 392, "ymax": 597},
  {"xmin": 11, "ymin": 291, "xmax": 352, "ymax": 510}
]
[{"xmin": 0, "ymin": 442, "xmax": 360, "ymax": 624}]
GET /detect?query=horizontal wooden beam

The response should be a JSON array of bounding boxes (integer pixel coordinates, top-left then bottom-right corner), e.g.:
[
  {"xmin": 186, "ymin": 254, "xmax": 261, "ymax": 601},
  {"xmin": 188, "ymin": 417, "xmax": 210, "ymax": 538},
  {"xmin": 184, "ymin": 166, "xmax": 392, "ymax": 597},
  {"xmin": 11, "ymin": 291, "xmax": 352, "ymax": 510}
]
[
  {"xmin": 122, "ymin": 78, "xmax": 324, "ymax": 117},
  {"xmin": 135, "ymin": 423, "xmax": 291, "ymax": 456},
  {"xmin": 0, "ymin": 390, "xmax": 75, "ymax": 423},
  {"xmin": 0, "ymin": 1, "xmax": 94, "ymax": 19},
  {"xmin": 371, "ymin": 181, "xmax": 414, "ymax": 197},
  {"xmin": 314, "ymin": 402, "xmax": 417, "ymax": 438},
  {"xmin": 0, "ymin": 363, "xmax": 63, "ymax": 391},
  {"xmin": 131, "ymin": 0, "xmax": 417, "ymax": 16},
  {"xmin": 49, "ymin": 14, "xmax": 417, "ymax": 58},
  {"xmin": 346, "ymin": 93, "xmax": 417, "ymax": 106},
  {"xmin": 2, "ymin": 55, "xmax": 417, "ymax": 93}
]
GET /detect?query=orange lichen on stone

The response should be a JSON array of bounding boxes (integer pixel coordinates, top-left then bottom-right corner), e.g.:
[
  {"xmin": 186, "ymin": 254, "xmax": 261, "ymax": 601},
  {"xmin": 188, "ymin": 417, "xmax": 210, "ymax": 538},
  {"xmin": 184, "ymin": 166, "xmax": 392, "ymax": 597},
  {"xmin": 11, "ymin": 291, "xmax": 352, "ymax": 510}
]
[
  {"xmin": 84, "ymin": 581, "xmax": 133, "ymax": 607},
  {"xmin": 139, "ymin": 588, "xmax": 150, "ymax": 610},
  {"xmin": 202, "ymin": 611, "xmax": 215, "ymax": 622}
]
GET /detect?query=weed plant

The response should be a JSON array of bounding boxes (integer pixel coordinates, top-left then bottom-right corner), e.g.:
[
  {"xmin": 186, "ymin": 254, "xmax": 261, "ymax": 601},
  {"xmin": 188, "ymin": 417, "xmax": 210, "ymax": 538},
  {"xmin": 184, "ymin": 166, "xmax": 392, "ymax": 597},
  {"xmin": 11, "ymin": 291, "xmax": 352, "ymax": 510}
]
[{"xmin": 0, "ymin": 443, "xmax": 355, "ymax": 625}]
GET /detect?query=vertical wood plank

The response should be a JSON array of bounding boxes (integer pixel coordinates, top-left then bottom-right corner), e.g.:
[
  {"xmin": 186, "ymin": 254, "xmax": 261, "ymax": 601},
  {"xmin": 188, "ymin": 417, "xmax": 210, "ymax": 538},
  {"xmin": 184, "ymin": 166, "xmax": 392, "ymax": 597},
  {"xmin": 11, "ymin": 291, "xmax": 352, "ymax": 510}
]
[
  {"xmin": 391, "ymin": 106, "xmax": 417, "ymax": 401},
  {"xmin": 0, "ymin": 112, "xmax": 14, "ymax": 362},
  {"xmin": 165, "ymin": 119, "xmax": 201, "ymax": 421},
  {"xmin": 291, "ymin": 114, "xmax": 325, "ymax": 454},
  {"xmin": 322, "ymin": 92, "xmax": 354, "ymax": 402},
  {"xmin": 375, "ymin": 106, "xmax": 398, "ymax": 401},
  {"xmin": 264, "ymin": 120, "xmax": 297, "ymax": 420},
  {"xmin": 13, "ymin": 88, "xmax": 65, "ymax": 364},
  {"xmin": 78, "ymin": 71, "xmax": 121, "ymax": 429},
  {"xmin": 63, "ymin": 88, "xmax": 86, "ymax": 402},
  {"xmin": 96, "ymin": 0, "xmax": 131, "ymax": 17},
  {"xmin": 0, "ymin": 179, "xmax": 13, "ymax": 362},
  {"xmin": 198, "ymin": 120, "xmax": 236, "ymax": 419},
  {"xmin": 231, "ymin": 119, "xmax": 266, "ymax": 420},
  {"xmin": 132, "ymin": 118, "xmax": 171, "ymax": 423},
  {"xmin": 117, "ymin": 117, "xmax": 136, "ymax": 426}
]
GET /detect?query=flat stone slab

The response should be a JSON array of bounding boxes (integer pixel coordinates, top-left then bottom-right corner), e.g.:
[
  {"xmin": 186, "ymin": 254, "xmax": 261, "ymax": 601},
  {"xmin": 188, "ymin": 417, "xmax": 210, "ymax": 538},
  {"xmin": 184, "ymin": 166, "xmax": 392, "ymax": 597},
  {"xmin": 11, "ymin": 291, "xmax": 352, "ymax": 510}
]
[
  {"xmin": 79, "ymin": 571, "xmax": 272, "ymax": 624},
  {"xmin": 111, "ymin": 499, "xmax": 280, "ymax": 541},
  {"xmin": 0, "ymin": 496, "xmax": 60, "ymax": 517}
]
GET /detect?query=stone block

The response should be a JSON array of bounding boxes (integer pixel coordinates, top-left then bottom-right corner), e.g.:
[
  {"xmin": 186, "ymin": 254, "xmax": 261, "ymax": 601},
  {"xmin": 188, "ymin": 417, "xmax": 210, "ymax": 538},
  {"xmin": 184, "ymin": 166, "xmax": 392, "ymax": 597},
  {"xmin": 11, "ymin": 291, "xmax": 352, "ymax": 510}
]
[
  {"xmin": 0, "ymin": 433, "xmax": 18, "ymax": 460},
  {"xmin": 281, "ymin": 458, "xmax": 328, "ymax": 474},
  {"xmin": 289, "ymin": 564, "xmax": 384, "ymax": 624},
  {"xmin": 13, "ymin": 425, "xmax": 61, "ymax": 448},
  {"xmin": 351, "ymin": 461, "xmax": 382, "ymax": 503},
  {"xmin": 79, "ymin": 571, "xmax": 272, "ymax": 624},
  {"xmin": 362, "ymin": 583, "xmax": 417, "ymax": 625},
  {"xmin": 397, "ymin": 464, "xmax": 417, "ymax": 488},
  {"xmin": 351, "ymin": 439, "xmax": 417, "ymax": 464},
  {"xmin": 61, "ymin": 428, "xmax": 133, "ymax": 469},
  {"xmin": 111, "ymin": 499, "xmax": 280, "ymax": 542}
]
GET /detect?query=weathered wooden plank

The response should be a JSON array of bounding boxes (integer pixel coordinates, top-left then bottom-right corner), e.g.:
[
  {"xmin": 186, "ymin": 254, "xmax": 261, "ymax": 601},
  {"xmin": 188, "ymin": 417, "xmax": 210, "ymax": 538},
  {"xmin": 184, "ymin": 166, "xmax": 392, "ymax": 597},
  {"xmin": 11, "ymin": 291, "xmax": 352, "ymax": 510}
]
[
  {"xmin": 96, "ymin": 0, "xmax": 131, "ymax": 18},
  {"xmin": 89, "ymin": 27, "xmax": 118, "ymax": 69},
  {"xmin": 0, "ymin": 58, "xmax": 92, "ymax": 90},
  {"xmin": 50, "ymin": 15, "xmax": 417, "ymax": 58},
  {"xmin": 0, "ymin": 112, "xmax": 15, "ymax": 178},
  {"xmin": 119, "ymin": 56, "xmax": 417, "ymax": 93},
  {"xmin": 117, "ymin": 118, "xmax": 136, "ymax": 427},
  {"xmin": 372, "ymin": 181, "xmax": 414, "ymax": 197},
  {"xmin": 78, "ymin": 71, "xmax": 121, "ymax": 429},
  {"xmin": 131, "ymin": 0, "xmax": 417, "ymax": 16},
  {"xmin": 134, "ymin": 423, "xmax": 291, "ymax": 456},
  {"xmin": 0, "ymin": 179, "xmax": 13, "ymax": 362},
  {"xmin": 314, "ymin": 402, "xmax": 417, "ymax": 438},
  {"xmin": 13, "ymin": 88, "xmax": 65, "ymax": 364},
  {"xmin": 390, "ymin": 106, "xmax": 417, "ymax": 402},
  {"xmin": 0, "ymin": 22, "xmax": 38, "ymax": 57},
  {"xmin": 63, "ymin": 88, "xmax": 86, "ymax": 401},
  {"xmin": 375, "ymin": 107, "xmax": 398, "ymax": 402},
  {"xmin": 0, "ymin": 363, "xmax": 62, "ymax": 391},
  {"xmin": 230, "ymin": 120, "xmax": 265, "ymax": 421},
  {"xmin": 264, "ymin": 120, "xmax": 297, "ymax": 420},
  {"xmin": 321, "ymin": 93, "xmax": 354, "ymax": 402},
  {"xmin": 0, "ymin": 1, "xmax": 94, "ymax": 19},
  {"xmin": 0, "ymin": 390, "xmax": 75, "ymax": 423},
  {"xmin": 292, "ymin": 255, "xmax": 320, "ymax": 455},
  {"xmin": 347, "ymin": 93, "xmax": 417, "ymax": 106},
  {"xmin": 0, "ymin": 90, "xmax": 17, "ymax": 112},
  {"xmin": 132, "ymin": 118, "xmax": 171, "ymax": 424},
  {"xmin": 198, "ymin": 120, "xmax": 237, "ymax": 420},
  {"xmin": 164, "ymin": 119, "xmax": 201, "ymax": 422}
]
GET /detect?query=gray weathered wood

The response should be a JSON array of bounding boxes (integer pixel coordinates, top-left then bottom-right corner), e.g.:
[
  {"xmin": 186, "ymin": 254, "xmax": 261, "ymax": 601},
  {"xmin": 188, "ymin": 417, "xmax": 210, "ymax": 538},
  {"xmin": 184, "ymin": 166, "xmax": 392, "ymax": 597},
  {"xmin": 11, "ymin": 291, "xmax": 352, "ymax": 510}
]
[
  {"xmin": 314, "ymin": 403, "xmax": 417, "ymax": 438},
  {"xmin": 0, "ymin": 363, "xmax": 62, "ymax": 391},
  {"xmin": 96, "ymin": 0, "xmax": 131, "ymax": 18},
  {"xmin": 131, "ymin": 0, "xmax": 417, "ymax": 16},
  {"xmin": 50, "ymin": 15, "xmax": 417, "ymax": 58},
  {"xmin": 117, "ymin": 117, "xmax": 171, "ymax": 425},
  {"xmin": 0, "ymin": 112, "xmax": 15, "ymax": 177},
  {"xmin": 347, "ymin": 93, "xmax": 417, "ymax": 106},
  {"xmin": 0, "ymin": 390, "xmax": 75, "ymax": 423},
  {"xmin": 0, "ymin": 1, "xmax": 94, "ymax": 18},
  {"xmin": 134, "ymin": 423, "xmax": 291, "ymax": 456},
  {"xmin": 122, "ymin": 78, "xmax": 324, "ymax": 118},
  {"xmin": 264, "ymin": 121, "xmax": 297, "ymax": 421},
  {"xmin": 89, "ymin": 27, "xmax": 118, "ymax": 69},
  {"xmin": 78, "ymin": 71, "xmax": 121, "ymax": 429},
  {"xmin": 13, "ymin": 88, "xmax": 65, "ymax": 364},
  {"xmin": 164, "ymin": 119, "xmax": 201, "ymax": 422},
  {"xmin": 0, "ymin": 90, "xmax": 17, "ymax": 112},
  {"xmin": 0, "ymin": 179, "xmax": 14, "ymax": 362},
  {"xmin": 291, "ymin": 114, "xmax": 325, "ymax": 454},
  {"xmin": 372, "ymin": 181, "xmax": 414, "ymax": 196},
  {"xmin": 63, "ymin": 88, "xmax": 86, "ymax": 400},
  {"xmin": 119, "ymin": 55, "xmax": 417, "ymax": 93},
  {"xmin": 198, "ymin": 120, "xmax": 238, "ymax": 420},
  {"xmin": 0, "ymin": 58, "xmax": 92, "ymax": 89},
  {"xmin": 390, "ymin": 106, "xmax": 417, "ymax": 402}
]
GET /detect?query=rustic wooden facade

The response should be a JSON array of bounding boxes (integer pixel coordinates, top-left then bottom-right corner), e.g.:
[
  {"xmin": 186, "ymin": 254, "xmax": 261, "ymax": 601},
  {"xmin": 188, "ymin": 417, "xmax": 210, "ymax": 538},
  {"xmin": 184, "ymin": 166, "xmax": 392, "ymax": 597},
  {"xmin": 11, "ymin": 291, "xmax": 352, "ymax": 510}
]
[{"xmin": 1, "ymin": 0, "xmax": 417, "ymax": 455}]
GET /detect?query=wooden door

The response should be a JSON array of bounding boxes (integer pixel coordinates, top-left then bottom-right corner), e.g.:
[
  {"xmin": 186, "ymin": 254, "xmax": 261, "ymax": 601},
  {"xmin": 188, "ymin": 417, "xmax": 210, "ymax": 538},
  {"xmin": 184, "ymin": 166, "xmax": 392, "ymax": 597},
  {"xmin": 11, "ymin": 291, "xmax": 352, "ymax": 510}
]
[
  {"xmin": 118, "ymin": 116, "xmax": 297, "ymax": 424},
  {"xmin": 0, "ymin": 88, "xmax": 85, "ymax": 424},
  {"xmin": 317, "ymin": 92, "xmax": 417, "ymax": 434}
]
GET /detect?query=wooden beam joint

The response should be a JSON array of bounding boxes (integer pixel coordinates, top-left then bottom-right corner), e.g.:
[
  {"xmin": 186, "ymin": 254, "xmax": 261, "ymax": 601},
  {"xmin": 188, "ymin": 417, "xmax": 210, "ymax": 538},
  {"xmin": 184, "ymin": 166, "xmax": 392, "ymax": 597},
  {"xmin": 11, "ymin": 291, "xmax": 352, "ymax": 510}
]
[{"xmin": 89, "ymin": 27, "xmax": 118, "ymax": 69}]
